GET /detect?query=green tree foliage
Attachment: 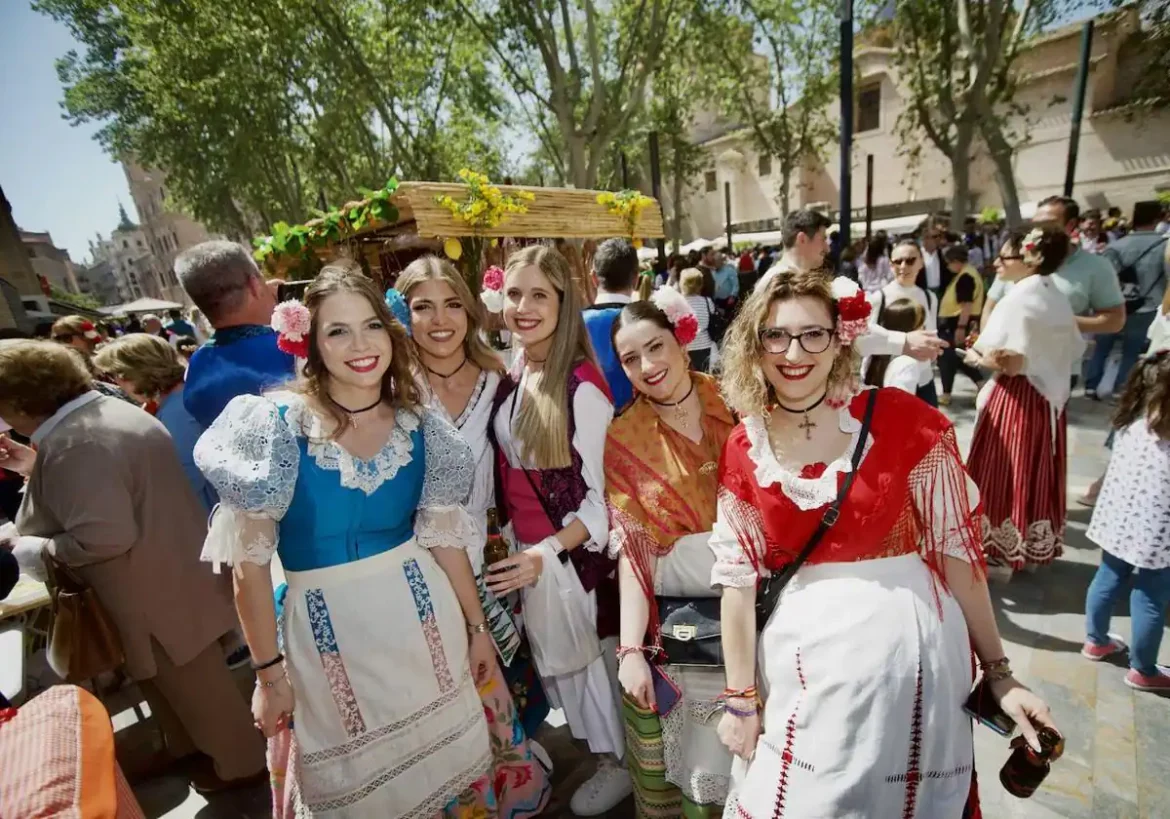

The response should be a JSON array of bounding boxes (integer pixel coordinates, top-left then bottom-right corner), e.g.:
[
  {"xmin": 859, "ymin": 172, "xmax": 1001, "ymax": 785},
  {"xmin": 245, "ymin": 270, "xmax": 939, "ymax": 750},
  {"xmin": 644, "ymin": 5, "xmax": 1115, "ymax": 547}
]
[
  {"xmin": 35, "ymin": 0, "xmax": 504, "ymax": 235},
  {"xmin": 453, "ymin": 0, "xmax": 685, "ymax": 190},
  {"xmin": 50, "ymin": 285, "xmax": 102, "ymax": 311},
  {"xmin": 704, "ymin": 0, "xmax": 841, "ymax": 219},
  {"xmin": 890, "ymin": 0, "xmax": 1067, "ymax": 228}
]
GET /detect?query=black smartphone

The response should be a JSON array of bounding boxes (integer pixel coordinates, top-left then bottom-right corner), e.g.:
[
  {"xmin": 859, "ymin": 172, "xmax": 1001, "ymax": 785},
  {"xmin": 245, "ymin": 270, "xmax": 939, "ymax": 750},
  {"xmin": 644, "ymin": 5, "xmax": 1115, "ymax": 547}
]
[
  {"xmin": 963, "ymin": 679, "xmax": 1015, "ymax": 736},
  {"xmin": 650, "ymin": 665, "xmax": 682, "ymax": 718}
]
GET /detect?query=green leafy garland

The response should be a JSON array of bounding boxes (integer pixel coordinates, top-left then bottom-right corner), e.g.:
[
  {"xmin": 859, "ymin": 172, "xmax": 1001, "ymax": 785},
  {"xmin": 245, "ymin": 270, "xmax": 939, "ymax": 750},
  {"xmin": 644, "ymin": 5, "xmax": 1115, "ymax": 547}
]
[{"xmin": 252, "ymin": 179, "xmax": 400, "ymax": 269}]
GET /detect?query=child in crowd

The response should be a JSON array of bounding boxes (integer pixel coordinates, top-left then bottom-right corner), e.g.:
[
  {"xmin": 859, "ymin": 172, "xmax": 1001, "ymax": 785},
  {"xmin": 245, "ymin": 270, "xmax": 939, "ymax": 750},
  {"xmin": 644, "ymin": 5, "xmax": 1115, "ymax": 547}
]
[
  {"xmin": 1082, "ymin": 350, "xmax": 1170, "ymax": 692},
  {"xmin": 863, "ymin": 298, "xmax": 936, "ymax": 404}
]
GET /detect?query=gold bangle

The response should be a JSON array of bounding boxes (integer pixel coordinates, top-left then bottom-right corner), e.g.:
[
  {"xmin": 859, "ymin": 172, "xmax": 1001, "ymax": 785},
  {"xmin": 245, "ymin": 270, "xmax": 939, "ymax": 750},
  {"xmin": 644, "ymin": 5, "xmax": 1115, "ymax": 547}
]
[
  {"xmin": 467, "ymin": 622, "xmax": 489, "ymax": 634},
  {"xmin": 256, "ymin": 675, "xmax": 288, "ymax": 690}
]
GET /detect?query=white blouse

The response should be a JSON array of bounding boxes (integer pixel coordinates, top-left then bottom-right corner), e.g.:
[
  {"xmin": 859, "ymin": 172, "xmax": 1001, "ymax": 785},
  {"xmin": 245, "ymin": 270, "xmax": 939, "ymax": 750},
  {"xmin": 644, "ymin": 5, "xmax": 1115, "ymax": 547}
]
[
  {"xmin": 492, "ymin": 368, "xmax": 614, "ymax": 551},
  {"xmin": 1087, "ymin": 419, "xmax": 1170, "ymax": 570},
  {"xmin": 884, "ymin": 356, "xmax": 933, "ymax": 393},
  {"xmin": 427, "ymin": 370, "xmax": 502, "ymax": 573},
  {"xmin": 867, "ymin": 282, "xmax": 938, "ymax": 332}
]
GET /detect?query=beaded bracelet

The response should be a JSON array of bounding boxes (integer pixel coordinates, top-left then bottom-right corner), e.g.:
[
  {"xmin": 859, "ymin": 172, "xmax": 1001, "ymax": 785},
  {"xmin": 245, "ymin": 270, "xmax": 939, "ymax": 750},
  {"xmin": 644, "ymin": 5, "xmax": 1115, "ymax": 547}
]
[
  {"xmin": 980, "ymin": 657, "xmax": 1013, "ymax": 682},
  {"xmin": 616, "ymin": 645, "xmax": 646, "ymax": 661},
  {"xmin": 256, "ymin": 675, "xmax": 288, "ymax": 690},
  {"xmin": 721, "ymin": 685, "xmax": 758, "ymax": 700},
  {"xmin": 723, "ymin": 701, "xmax": 758, "ymax": 718}
]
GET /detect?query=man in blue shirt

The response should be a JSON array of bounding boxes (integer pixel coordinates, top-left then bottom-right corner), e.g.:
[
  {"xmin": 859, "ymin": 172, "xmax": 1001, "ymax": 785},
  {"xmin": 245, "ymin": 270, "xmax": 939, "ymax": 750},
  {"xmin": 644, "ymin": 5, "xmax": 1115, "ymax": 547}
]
[
  {"xmin": 582, "ymin": 238, "xmax": 638, "ymax": 412},
  {"xmin": 164, "ymin": 308, "xmax": 197, "ymax": 339},
  {"xmin": 175, "ymin": 241, "xmax": 295, "ymax": 428},
  {"xmin": 712, "ymin": 250, "xmax": 740, "ymax": 310}
]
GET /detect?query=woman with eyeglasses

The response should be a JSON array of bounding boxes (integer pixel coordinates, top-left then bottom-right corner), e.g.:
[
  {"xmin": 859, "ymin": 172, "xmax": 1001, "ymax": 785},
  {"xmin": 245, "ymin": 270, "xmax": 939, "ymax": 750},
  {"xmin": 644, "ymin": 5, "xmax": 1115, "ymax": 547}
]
[
  {"xmin": 966, "ymin": 229, "xmax": 1085, "ymax": 580},
  {"xmin": 710, "ymin": 265, "xmax": 1056, "ymax": 816}
]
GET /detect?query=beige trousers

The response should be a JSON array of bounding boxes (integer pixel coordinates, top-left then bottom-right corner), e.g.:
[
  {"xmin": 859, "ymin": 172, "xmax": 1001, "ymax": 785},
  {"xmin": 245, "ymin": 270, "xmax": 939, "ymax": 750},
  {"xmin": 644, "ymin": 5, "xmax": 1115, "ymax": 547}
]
[{"xmin": 139, "ymin": 637, "xmax": 265, "ymax": 781}]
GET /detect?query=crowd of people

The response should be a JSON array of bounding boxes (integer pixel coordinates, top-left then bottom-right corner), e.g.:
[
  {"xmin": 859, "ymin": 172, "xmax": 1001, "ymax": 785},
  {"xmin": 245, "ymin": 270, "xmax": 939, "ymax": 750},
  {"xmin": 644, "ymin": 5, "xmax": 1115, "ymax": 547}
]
[{"xmin": 0, "ymin": 190, "xmax": 1167, "ymax": 818}]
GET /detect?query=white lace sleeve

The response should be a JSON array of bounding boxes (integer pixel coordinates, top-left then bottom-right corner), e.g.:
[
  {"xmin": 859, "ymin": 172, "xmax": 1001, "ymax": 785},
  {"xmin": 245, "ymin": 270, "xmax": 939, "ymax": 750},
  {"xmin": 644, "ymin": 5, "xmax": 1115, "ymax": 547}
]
[
  {"xmin": 414, "ymin": 409, "xmax": 478, "ymax": 550},
  {"xmin": 193, "ymin": 394, "xmax": 299, "ymax": 572},
  {"xmin": 709, "ymin": 486, "xmax": 769, "ymax": 588}
]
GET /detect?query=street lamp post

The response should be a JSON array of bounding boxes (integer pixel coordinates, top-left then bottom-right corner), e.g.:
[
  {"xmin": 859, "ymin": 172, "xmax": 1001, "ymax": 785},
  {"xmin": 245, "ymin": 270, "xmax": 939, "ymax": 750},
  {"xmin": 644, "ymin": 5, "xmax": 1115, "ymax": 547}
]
[{"xmin": 839, "ymin": 0, "xmax": 854, "ymax": 245}]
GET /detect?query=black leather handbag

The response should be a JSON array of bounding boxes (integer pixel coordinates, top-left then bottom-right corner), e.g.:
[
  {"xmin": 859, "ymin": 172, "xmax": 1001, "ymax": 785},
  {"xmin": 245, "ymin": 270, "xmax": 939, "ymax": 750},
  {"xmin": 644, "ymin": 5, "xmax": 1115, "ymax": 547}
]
[{"xmin": 655, "ymin": 390, "xmax": 877, "ymax": 668}]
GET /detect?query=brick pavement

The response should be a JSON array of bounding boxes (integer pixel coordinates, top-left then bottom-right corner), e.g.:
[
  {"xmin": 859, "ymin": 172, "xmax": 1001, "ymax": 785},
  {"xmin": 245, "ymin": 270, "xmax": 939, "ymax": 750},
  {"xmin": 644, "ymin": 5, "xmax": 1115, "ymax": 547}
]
[{"xmin": 122, "ymin": 384, "xmax": 1169, "ymax": 818}]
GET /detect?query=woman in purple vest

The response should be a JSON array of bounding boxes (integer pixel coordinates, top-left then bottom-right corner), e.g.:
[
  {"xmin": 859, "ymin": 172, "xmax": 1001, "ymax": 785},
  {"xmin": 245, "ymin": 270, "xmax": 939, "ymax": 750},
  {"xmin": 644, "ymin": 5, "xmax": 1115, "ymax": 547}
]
[{"xmin": 486, "ymin": 245, "xmax": 631, "ymax": 816}]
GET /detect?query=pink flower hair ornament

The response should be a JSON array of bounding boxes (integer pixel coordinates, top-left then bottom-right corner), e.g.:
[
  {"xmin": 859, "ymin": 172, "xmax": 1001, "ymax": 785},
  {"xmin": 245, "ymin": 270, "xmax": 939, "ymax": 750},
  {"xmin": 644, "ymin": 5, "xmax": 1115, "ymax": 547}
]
[
  {"xmin": 271, "ymin": 299, "xmax": 312, "ymax": 358},
  {"xmin": 830, "ymin": 277, "xmax": 872, "ymax": 346},
  {"xmin": 480, "ymin": 266, "xmax": 505, "ymax": 314},
  {"xmin": 650, "ymin": 286, "xmax": 699, "ymax": 346}
]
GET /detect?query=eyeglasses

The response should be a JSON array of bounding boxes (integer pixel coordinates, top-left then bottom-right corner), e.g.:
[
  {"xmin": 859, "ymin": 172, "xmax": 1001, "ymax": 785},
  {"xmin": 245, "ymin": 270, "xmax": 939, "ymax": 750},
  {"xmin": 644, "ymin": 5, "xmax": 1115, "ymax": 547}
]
[
  {"xmin": 891, "ymin": 258, "xmax": 919, "ymax": 266},
  {"xmin": 997, "ymin": 254, "xmax": 1024, "ymax": 262},
  {"xmin": 51, "ymin": 334, "xmax": 76, "ymax": 343},
  {"xmin": 758, "ymin": 326, "xmax": 834, "ymax": 355}
]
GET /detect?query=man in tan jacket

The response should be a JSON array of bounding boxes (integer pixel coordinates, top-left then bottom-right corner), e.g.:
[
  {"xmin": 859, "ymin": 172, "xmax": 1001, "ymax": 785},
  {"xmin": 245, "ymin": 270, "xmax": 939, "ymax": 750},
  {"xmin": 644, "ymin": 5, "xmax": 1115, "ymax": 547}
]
[{"xmin": 0, "ymin": 340, "xmax": 264, "ymax": 791}]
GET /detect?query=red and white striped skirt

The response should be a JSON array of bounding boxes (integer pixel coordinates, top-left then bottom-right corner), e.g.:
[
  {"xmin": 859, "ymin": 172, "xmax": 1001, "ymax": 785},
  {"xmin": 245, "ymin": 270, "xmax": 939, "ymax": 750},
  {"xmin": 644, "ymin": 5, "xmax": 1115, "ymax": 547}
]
[{"xmin": 966, "ymin": 375, "xmax": 1067, "ymax": 570}]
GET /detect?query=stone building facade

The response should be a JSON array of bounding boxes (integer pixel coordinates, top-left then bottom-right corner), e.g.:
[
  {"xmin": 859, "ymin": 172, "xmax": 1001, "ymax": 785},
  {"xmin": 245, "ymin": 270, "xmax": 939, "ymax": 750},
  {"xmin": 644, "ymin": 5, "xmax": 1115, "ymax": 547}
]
[
  {"xmin": 122, "ymin": 160, "xmax": 211, "ymax": 304},
  {"xmin": 682, "ymin": 8, "xmax": 1170, "ymax": 244}
]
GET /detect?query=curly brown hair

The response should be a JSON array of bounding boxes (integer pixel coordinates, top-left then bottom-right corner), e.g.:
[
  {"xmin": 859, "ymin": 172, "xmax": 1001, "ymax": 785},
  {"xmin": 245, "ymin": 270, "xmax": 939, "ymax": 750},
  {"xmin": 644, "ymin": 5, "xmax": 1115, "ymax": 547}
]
[
  {"xmin": 0, "ymin": 340, "xmax": 93, "ymax": 419},
  {"xmin": 296, "ymin": 258, "xmax": 421, "ymax": 437},
  {"xmin": 1112, "ymin": 350, "xmax": 1170, "ymax": 440},
  {"xmin": 719, "ymin": 264, "xmax": 857, "ymax": 417}
]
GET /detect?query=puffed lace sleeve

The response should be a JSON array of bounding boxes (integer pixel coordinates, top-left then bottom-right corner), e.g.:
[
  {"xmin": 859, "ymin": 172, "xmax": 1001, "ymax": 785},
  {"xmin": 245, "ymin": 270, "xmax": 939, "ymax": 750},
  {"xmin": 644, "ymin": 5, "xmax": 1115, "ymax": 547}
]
[
  {"xmin": 709, "ymin": 432, "xmax": 770, "ymax": 588},
  {"xmin": 193, "ymin": 394, "xmax": 299, "ymax": 572},
  {"xmin": 908, "ymin": 425, "xmax": 986, "ymax": 572},
  {"xmin": 414, "ymin": 408, "xmax": 478, "ymax": 550}
]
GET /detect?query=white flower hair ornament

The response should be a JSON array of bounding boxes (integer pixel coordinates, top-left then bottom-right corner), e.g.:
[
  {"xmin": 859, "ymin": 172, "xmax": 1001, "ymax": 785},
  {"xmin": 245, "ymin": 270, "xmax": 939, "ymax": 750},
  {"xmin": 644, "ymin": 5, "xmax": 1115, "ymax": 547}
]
[
  {"xmin": 830, "ymin": 276, "xmax": 872, "ymax": 346},
  {"xmin": 480, "ymin": 266, "xmax": 505, "ymax": 314},
  {"xmin": 271, "ymin": 299, "xmax": 312, "ymax": 358},
  {"xmin": 1021, "ymin": 228, "xmax": 1045, "ymax": 267},
  {"xmin": 649, "ymin": 286, "xmax": 699, "ymax": 346}
]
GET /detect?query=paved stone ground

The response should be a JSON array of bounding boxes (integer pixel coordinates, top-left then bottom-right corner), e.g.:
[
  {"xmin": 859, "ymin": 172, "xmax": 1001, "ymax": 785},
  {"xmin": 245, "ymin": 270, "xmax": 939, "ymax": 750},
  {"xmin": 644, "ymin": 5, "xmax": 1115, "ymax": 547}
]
[{"xmin": 109, "ymin": 381, "xmax": 1168, "ymax": 818}]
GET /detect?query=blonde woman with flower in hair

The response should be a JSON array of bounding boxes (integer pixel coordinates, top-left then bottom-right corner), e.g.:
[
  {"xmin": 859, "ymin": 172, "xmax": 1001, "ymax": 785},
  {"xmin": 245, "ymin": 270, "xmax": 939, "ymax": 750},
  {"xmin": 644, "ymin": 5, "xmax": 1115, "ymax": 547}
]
[
  {"xmin": 394, "ymin": 255, "xmax": 552, "ymax": 817},
  {"xmin": 194, "ymin": 260, "xmax": 497, "ymax": 817},
  {"xmin": 966, "ymin": 229, "xmax": 1085, "ymax": 578},
  {"xmin": 486, "ymin": 244, "xmax": 632, "ymax": 816},
  {"xmin": 711, "ymin": 267, "xmax": 1056, "ymax": 816},
  {"xmin": 605, "ymin": 287, "xmax": 736, "ymax": 817}
]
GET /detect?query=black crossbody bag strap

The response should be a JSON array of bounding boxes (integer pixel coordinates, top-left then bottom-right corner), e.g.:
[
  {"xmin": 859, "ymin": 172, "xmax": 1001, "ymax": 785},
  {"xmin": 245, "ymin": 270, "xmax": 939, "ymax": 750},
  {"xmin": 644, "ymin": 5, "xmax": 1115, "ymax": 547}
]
[{"xmin": 754, "ymin": 389, "xmax": 878, "ymax": 627}]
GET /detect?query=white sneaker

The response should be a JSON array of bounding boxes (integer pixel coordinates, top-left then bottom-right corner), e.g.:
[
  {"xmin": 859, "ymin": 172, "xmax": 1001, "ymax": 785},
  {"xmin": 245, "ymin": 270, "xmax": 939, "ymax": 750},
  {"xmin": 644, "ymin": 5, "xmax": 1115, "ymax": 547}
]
[{"xmin": 569, "ymin": 758, "xmax": 632, "ymax": 816}]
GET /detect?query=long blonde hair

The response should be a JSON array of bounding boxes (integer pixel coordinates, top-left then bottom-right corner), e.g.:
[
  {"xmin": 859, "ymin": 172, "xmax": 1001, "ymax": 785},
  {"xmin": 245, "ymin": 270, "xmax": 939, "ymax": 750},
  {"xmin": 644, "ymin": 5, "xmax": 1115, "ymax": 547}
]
[
  {"xmin": 395, "ymin": 255, "xmax": 504, "ymax": 374},
  {"xmin": 720, "ymin": 264, "xmax": 857, "ymax": 417},
  {"xmin": 507, "ymin": 245, "xmax": 598, "ymax": 469}
]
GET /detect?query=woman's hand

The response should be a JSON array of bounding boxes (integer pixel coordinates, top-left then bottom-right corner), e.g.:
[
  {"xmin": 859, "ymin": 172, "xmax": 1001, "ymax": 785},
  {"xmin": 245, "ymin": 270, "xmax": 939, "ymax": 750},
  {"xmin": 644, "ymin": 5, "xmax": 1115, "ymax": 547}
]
[
  {"xmin": 717, "ymin": 706, "xmax": 761, "ymax": 760},
  {"xmin": 468, "ymin": 630, "xmax": 494, "ymax": 686},
  {"xmin": 252, "ymin": 675, "xmax": 295, "ymax": 738},
  {"xmin": 485, "ymin": 547, "xmax": 544, "ymax": 596},
  {"xmin": 0, "ymin": 434, "xmax": 36, "ymax": 477},
  {"xmin": 825, "ymin": 374, "xmax": 858, "ymax": 410},
  {"xmin": 618, "ymin": 652, "xmax": 656, "ymax": 710},
  {"xmin": 990, "ymin": 676, "xmax": 1058, "ymax": 753}
]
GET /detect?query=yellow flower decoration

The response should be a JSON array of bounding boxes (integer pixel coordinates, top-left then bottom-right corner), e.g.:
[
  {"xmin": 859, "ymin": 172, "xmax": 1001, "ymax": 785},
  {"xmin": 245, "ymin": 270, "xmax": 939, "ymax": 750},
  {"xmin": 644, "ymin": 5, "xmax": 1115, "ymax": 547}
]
[
  {"xmin": 436, "ymin": 169, "xmax": 534, "ymax": 231},
  {"xmin": 444, "ymin": 237, "xmax": 463, "ymax": 260},
  {"xmin": 597, "ymin": 189, "xmax": 655, "ymax": 240}
]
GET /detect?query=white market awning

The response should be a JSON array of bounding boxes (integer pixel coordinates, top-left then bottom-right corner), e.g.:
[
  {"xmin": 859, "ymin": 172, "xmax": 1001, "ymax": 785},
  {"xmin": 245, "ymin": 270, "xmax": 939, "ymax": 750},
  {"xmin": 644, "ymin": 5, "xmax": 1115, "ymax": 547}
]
[{"xmin": 99, "ymin": 297, "xmax": 184, "ymax": 316}]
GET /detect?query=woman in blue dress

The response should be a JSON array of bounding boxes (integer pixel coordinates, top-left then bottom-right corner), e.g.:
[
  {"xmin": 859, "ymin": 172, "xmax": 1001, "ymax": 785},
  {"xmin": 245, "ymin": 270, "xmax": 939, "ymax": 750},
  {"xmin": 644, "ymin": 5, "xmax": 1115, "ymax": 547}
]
[{"xmin": 195, "ymin": 260, "xmax": 498, "ymax": 817}]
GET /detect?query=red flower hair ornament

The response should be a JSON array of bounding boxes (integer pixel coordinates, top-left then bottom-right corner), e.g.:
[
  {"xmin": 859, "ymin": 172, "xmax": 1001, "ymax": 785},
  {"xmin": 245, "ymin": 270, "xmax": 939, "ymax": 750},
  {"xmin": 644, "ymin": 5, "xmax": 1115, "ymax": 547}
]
[
  {"xmin": 830, "ymin": 277, "xmax": 871, "ymax": 346},
  {"xmin": 650, "ymin": 286, "xmax": 699, "ymax": 346}
]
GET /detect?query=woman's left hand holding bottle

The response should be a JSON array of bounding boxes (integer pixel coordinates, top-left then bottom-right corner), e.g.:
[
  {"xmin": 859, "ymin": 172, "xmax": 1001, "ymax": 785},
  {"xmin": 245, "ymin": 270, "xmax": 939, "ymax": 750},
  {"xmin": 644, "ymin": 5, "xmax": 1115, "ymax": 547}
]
[{"xmin": 484, "ymin": 544, "xmax": 546, "ymax": 595}]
